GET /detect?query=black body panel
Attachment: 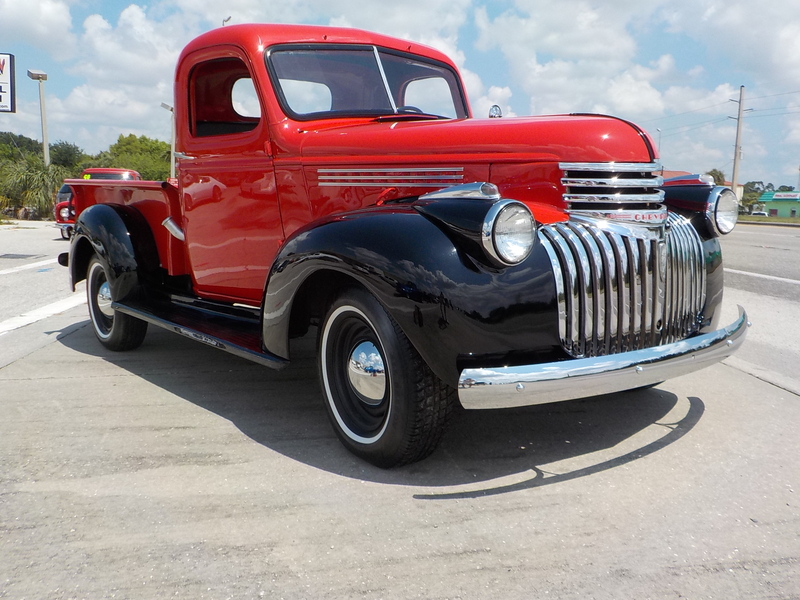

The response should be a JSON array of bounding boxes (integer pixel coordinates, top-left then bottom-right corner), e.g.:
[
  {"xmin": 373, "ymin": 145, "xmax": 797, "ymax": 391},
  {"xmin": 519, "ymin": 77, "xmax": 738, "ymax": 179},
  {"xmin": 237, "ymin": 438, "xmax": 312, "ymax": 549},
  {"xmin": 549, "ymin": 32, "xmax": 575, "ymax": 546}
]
[
  {"xmin": 263, "ymin": 205, "xmax": 563, "ymax": 387},
  {"xmin": 69, "ymin": 203, "xmax": 160, "ymax": 301}
]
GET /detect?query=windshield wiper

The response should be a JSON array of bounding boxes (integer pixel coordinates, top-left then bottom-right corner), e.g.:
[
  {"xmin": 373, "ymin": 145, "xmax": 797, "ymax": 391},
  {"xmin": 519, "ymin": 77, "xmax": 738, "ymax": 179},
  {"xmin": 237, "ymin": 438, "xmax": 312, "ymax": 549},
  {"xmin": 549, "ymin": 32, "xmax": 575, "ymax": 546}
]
[{"xmin": 374, "ymin": 113, "xmax": 446, "ymax": 122}]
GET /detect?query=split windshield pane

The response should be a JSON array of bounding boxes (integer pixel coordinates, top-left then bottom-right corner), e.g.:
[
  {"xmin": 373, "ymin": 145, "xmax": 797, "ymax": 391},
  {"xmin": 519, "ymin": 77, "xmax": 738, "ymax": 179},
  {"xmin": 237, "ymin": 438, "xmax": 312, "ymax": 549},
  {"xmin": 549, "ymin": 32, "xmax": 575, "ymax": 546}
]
[{"xmin": 268, "ymin": 46, "xmax": 465, "ymax": 119}]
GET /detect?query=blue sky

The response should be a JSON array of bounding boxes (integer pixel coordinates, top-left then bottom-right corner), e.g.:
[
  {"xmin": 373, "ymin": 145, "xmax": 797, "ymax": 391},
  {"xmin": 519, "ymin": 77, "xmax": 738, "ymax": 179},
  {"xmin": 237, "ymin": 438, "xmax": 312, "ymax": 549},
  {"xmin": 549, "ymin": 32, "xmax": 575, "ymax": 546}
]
[{"xmin": 2, "ymin": 0, "xmax": 800, "ymax": 188}]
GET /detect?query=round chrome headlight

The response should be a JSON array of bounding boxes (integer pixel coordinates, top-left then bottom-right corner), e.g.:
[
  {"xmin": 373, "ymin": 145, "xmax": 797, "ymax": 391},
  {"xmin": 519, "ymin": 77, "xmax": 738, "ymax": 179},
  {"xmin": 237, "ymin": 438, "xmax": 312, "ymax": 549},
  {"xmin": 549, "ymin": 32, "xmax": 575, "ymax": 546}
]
[
  {"xmin": 708, "ymin": 187, "xmax": 738, "ymax": 235},
  {"xmin": 482, "ymin": 200, "xmax": 535, "ymax": 265},
  {"xmin": 59, "ymin": 207, "xmax": 71, "ymax": 220}
]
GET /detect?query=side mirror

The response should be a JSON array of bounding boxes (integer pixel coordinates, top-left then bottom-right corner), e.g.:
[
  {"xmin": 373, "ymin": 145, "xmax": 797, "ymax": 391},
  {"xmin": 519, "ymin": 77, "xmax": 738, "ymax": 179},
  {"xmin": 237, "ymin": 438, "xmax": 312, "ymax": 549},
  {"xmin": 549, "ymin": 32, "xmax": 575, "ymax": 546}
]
[{"xmin": 489, "ymin": 105, "xmax": 503, "ymax": 118}]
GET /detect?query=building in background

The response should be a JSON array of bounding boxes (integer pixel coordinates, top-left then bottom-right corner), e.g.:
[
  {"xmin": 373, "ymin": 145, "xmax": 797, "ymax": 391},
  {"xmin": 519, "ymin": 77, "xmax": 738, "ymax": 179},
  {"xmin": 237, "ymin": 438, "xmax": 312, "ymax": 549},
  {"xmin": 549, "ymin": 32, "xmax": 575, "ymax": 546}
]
[{"xmin": 757, "ymin": 191, "xmax": 800, "ymax": 218}]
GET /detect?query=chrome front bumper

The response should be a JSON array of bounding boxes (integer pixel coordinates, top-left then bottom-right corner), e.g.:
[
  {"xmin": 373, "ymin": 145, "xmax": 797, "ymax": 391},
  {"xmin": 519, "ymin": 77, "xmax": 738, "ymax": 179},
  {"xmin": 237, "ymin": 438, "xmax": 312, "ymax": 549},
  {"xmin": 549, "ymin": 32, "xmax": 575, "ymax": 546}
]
[{"xmin": 458, "ymin": 306, "xmax": 749, "ymax": 410}]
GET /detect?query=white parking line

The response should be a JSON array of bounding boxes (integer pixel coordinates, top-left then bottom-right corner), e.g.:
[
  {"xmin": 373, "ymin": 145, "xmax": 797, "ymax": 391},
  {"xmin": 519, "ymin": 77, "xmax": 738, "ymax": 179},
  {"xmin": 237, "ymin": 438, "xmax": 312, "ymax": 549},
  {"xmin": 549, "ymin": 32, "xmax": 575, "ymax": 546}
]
[
  {"xmin": 725, "ymin": 268, "xmax": 800, "ymax": 286},
  {"xmin": 0, "ymin": 258, "xmax": 58, "ymax": 276},
  {"xmin": 0, "ymin": 294, "xmax": 86, "ymax": 336}
]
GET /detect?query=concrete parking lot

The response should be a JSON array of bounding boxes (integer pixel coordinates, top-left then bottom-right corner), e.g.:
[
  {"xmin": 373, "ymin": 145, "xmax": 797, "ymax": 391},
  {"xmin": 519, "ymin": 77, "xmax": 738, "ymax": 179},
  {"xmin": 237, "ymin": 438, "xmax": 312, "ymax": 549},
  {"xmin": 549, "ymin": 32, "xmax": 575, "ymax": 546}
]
[{"xmin": 1, "ymin": 221, "xmax": 798, "ymax": 599}]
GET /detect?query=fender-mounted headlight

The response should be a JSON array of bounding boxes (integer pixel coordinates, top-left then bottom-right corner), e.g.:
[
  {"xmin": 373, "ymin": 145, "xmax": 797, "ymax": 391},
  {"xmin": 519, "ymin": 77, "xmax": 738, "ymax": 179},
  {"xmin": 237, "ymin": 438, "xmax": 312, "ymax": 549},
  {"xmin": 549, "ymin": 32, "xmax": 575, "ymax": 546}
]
[
  {"xmin": 482, "ymin": 200, "xmax": 535, "ymax": 265},
  {"xmin": 707, "ymin": 187, "xmax": 738, "ymax": 235},
  {"xmin": 59, "ymin": 207, "xmax": 71, "ymax": 220}
]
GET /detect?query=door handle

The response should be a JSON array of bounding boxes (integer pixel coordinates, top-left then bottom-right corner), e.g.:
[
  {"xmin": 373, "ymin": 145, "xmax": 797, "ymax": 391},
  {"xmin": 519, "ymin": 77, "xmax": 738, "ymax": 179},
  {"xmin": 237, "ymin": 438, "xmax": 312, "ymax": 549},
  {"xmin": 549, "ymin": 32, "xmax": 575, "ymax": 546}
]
[{"xmin": 173, "ymin": 151, "xmax": 196, "ymax": 160}]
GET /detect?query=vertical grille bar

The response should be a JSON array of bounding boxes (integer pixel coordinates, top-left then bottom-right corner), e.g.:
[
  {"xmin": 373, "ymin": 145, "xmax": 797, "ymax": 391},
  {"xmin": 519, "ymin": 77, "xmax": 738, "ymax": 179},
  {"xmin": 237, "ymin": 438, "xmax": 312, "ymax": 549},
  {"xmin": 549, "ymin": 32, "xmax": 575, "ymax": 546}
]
[{"xmin": 540, "ymin": 214, "xmax": 705, "ymax": 358}]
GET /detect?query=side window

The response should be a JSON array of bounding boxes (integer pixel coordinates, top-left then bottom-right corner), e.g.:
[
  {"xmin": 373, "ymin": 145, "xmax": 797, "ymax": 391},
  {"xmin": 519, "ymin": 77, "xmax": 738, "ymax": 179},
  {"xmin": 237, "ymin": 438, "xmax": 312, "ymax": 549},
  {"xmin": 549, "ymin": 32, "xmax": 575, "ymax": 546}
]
[{"xmin": 190, "ymin": 57, "xmax": 261, "ymax": 137}]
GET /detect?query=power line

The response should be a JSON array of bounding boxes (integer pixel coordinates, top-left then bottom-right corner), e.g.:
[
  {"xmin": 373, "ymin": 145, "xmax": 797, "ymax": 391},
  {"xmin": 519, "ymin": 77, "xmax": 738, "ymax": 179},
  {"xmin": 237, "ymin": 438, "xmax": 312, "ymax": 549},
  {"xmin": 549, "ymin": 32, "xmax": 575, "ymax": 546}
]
[
  {"xmin": 746, "ymin": 89, "xmax": 800, "ymax": 102},
  {"xmin": 640, "ymin": 100, "xmax": 730, "ymax": 123},
  {"xmin": 658, "ymin": 117, "xmax": 730, "ymax": 137},
  {"xmin": 744, "ymin": 108, "xmax": 800, "ymax": 119},
  {"xmin": 642, "ymin": 89, "xmax": 800, "ymax": 124}
]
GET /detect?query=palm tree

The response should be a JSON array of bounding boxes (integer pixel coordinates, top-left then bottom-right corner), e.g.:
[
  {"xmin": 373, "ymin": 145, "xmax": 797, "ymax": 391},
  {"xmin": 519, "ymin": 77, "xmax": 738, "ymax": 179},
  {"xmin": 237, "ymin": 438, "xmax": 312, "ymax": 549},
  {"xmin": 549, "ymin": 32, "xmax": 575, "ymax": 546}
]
[{"xmin": 0, "ymin": 155, "xmax": 69, "ymax": 219}]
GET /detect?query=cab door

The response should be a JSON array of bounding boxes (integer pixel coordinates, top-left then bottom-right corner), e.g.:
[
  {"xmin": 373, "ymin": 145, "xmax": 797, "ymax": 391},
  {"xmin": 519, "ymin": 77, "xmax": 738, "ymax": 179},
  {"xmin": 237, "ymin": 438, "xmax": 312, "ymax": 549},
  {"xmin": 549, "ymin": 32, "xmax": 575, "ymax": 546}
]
[{"xmin": 177, "ymin": 47, "xmax": 283, "ymax": 305}]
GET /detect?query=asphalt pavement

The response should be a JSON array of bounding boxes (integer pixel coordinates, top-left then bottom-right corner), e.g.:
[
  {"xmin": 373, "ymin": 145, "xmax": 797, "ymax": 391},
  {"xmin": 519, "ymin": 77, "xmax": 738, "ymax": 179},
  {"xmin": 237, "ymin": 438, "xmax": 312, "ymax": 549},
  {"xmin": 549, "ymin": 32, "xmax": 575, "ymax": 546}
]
[{"xmin": 1, "ymin": 220, "xmax": 798, "ymax": 599}]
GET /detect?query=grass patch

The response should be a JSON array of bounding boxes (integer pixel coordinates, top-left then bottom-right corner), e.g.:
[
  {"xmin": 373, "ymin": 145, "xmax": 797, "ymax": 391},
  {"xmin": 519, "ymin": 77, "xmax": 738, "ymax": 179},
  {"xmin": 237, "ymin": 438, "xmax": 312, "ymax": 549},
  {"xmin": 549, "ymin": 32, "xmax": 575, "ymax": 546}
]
[{"xmin": 739, "ymin": 215, "xmax": 800, "ymax": 225}]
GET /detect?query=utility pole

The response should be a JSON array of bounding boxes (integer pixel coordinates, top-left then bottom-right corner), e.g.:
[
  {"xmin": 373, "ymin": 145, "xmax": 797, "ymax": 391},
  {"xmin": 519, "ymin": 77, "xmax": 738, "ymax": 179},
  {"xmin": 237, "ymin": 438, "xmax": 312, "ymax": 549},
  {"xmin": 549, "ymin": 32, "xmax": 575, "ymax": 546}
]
[{"xmin": 730, "ymin": 85, "xmax": 745, "ymax": 199}]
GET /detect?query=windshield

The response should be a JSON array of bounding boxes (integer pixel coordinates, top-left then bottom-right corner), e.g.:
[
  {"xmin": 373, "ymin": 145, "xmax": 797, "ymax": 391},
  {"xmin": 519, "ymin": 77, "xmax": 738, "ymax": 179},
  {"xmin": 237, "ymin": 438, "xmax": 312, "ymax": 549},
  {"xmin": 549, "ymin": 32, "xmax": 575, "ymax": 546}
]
[{"xmin": 267, "ymin": 45, "xmax": 467, "ymax": 120}]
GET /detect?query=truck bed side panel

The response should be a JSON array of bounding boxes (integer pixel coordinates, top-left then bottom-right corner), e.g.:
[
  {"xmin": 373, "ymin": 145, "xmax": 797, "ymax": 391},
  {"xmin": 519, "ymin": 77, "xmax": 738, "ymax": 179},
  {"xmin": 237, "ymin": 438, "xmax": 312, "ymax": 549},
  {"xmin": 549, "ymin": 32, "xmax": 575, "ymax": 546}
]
[{"xmin": 65, "ymin": 179, "xmax": 187, "ymax": 276}]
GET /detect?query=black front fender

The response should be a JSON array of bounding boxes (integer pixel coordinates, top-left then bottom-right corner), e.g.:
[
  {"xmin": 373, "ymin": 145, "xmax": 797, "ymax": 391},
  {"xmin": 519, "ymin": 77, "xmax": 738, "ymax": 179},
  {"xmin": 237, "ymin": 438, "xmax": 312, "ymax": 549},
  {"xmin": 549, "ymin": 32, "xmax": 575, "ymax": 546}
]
[
  {"xmin": 262, "ymin": 206, "xmax": 561, "ymax": 387},
  {"xmin": 69, "ymin": 203, "xmax": 160, "ymax": 302}
]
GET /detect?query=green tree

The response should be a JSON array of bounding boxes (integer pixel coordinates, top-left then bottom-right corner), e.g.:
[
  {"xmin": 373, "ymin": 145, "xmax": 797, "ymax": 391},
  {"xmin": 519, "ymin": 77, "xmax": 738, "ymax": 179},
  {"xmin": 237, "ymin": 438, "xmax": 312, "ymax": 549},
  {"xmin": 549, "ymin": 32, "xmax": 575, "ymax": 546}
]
[
  {"xmin": 705, "ymin": 169, "xmax": 726, "ymax": 186},
  {"xmin": 0, "ymin": 132, "xmax": 43, "ymax": 162},
  {"xmin": 0, "ymin": 154, "xmax": 69, "ymax": 218},
  {"xmin": 741, "ymin": 181, "xmax": 771, "ymax": 213},
  {"xmin": 50, "ymin": 140, "xmax": 85, "ymax": 171},
  {"xmin": 0, "ymin": 132, "xmax": 43, "ymax": 157},
  {"xmin": 84, "ymin": 133, "xmax": 170, "ymax": 180}
]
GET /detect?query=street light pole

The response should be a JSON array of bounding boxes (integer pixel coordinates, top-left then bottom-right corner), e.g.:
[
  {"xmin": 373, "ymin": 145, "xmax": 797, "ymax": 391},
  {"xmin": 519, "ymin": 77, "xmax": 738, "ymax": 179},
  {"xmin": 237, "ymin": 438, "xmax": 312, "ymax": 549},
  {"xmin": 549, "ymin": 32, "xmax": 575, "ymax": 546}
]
[{"xmin": 27, "ymin": 70, "xmax": 49, "ymax": 167}]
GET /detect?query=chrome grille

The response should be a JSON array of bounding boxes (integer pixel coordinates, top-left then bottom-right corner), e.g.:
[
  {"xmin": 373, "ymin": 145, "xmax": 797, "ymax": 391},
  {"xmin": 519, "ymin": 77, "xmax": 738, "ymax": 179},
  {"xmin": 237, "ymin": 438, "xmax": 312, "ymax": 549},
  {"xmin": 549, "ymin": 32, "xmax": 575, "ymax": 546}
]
[
  {"xmin": 559, "ymin": 162, "xmax": 665, "ymax": 225},
  {"xmin": 539, "ymin": 212, "xmax": 706, "ymax": 358}
]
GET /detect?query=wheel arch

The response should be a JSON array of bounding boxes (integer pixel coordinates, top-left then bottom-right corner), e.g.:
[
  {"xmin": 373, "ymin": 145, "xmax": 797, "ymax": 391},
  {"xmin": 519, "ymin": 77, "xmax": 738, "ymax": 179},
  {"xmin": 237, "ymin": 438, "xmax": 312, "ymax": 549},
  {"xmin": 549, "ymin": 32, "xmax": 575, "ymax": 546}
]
[
  {"xmin": 262, "ymin": 207, "xmax": 560, "ymax": 388},
  {"xmin": 285, "ymin": 269, "xmax": 364, "ymax": 339},
  {"xmin": 69, "ymin": 203, "xmax": 160, "ymax": 302}
]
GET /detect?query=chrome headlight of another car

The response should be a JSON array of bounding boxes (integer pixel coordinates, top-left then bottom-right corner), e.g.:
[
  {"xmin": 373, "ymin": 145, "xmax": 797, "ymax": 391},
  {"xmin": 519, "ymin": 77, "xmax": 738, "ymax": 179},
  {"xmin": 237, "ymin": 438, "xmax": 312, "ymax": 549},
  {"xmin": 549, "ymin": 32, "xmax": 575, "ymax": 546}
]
[
  {"xmin": 59, "ymin": 206, "xmax": 71, "ymax": 220},
  {"xmin": 706, "ymin": 186, "xmax": 738, "ymax": 235},
  {"xmin": 482, "ymin": 200, "xmax": 536, "ymax": 266}
]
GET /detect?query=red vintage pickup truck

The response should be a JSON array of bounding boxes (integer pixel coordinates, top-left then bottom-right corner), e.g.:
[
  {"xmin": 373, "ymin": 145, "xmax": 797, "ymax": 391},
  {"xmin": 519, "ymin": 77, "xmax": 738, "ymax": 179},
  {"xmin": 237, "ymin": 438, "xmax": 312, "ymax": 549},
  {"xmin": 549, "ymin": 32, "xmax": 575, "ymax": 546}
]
[{"xmin": 60, "ymin": 23, "xmax": 748, "ymax": 467}]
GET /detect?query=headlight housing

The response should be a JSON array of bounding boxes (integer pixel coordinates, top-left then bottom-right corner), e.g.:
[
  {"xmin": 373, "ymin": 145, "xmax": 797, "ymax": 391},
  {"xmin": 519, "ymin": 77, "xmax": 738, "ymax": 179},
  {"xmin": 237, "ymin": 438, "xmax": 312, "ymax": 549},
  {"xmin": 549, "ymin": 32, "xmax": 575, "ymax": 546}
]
[
  {"xmin": 706, "ymin": 187, "xmax": 738, "ymax": 235},
  {"xmin": 482, "ymin": 200, "xmax": 535, "ymax": 265},
  {"xmin": 59, "ymin": 207, "xmax": 71, "ymax": 220}
]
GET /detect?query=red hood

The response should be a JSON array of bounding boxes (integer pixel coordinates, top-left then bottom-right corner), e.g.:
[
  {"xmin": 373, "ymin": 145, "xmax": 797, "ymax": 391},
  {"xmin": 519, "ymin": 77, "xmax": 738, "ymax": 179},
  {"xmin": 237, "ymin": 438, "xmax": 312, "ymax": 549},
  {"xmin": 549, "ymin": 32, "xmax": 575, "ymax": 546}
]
[{"xmin": 297, "ymin": 114, "xmax": 655, "ymax": 164}]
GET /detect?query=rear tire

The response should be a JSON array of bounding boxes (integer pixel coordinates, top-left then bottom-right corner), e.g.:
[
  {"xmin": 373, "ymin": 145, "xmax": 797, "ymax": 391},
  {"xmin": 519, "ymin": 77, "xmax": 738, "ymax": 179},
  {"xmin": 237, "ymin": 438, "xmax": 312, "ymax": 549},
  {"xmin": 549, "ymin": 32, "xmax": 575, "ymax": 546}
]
[
  {"xmin": 319, "ymin": 288, "xmax": 455, "ymax": 467},
  {"xmin": 86, "ymin": 255, "xmax": 147, "ymax": 351}
]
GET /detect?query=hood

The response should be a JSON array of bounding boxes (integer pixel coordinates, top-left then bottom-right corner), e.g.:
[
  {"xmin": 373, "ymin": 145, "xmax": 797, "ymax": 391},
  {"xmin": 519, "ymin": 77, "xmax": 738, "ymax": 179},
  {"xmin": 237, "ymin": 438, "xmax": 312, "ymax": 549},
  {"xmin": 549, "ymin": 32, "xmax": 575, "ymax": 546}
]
[{"xmin": 297, "ymin": 114, "xmax": 656, "ymax": 165}]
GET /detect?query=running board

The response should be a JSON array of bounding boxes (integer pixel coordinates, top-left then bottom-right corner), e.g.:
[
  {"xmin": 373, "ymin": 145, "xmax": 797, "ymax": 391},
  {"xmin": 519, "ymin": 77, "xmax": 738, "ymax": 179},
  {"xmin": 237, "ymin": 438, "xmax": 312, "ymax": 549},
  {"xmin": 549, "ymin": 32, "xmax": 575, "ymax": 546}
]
[{"xmin": 112, "ymin": 299, "xmax": 288, "ymax": 369}]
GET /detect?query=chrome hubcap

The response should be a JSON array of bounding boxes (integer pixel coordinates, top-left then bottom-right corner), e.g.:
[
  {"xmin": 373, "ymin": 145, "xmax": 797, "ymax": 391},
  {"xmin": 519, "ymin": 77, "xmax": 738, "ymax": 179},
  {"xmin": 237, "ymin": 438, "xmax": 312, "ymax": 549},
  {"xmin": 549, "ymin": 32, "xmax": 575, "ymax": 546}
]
[
  {"xmin": 347, "ymin": 341, "xmax": 386, "ymax": 405},
  {"xmin": 97, "ymin": 281, "xmax": 114, "ymax": 318}
]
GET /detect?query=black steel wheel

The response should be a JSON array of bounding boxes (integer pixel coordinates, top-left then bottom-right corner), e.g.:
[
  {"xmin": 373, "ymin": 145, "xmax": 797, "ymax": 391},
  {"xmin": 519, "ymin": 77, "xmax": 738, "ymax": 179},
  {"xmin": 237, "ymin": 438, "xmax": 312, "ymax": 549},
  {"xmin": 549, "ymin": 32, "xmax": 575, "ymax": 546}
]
[
  {"xmin": 319, "ymin": 287, "xmax": 455, "ymax": 467},
  {"xmin": 86, "ymin": 255, "xmax": 147, "ymax": 351}
]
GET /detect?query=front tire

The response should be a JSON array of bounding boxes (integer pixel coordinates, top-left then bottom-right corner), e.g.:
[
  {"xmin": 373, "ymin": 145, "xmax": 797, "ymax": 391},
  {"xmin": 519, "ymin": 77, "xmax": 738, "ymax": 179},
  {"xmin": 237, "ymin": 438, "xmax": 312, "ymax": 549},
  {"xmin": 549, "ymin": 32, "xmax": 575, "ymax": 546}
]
[
  {"xmin": 319, "ymin": 287, "xmax": 455, "ymax": 467},
  {"xmin": 86, "ymin": 255, "xmax": 147, "ymax": 351}
]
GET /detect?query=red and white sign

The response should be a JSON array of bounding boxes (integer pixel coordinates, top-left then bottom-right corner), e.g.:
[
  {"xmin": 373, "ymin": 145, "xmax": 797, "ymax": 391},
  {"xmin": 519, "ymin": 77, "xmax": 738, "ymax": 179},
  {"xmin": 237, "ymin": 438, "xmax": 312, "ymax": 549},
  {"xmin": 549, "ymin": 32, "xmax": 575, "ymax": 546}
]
[{"xmin": 0, "ymin": 53, "xmax": 15, "ymax": 113}]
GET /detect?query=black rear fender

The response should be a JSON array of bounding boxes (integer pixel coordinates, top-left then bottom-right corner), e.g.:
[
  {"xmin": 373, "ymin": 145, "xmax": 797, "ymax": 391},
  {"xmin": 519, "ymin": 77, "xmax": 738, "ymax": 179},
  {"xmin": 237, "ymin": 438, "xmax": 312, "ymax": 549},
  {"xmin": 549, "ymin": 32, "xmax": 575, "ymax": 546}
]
[{"xmin": 69, "ymin": 203, "xmax": 160, "ymax": 301}]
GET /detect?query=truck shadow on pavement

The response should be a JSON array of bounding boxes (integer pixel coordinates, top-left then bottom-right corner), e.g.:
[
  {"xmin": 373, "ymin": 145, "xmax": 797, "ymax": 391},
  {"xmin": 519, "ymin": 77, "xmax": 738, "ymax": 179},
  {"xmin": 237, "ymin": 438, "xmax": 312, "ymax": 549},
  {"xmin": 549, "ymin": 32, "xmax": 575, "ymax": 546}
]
[{"xmin": 58, "ymin": 322, "xmax": 703, "ymax": 495}]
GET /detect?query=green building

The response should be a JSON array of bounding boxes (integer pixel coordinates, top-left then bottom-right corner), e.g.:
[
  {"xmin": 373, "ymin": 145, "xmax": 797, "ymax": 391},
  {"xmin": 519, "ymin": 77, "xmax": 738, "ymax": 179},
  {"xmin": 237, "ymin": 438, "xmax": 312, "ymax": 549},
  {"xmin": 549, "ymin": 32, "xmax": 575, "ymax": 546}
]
[{"xmin": 757, "ymin": 191, "xmax": 800, "ymax": 218}]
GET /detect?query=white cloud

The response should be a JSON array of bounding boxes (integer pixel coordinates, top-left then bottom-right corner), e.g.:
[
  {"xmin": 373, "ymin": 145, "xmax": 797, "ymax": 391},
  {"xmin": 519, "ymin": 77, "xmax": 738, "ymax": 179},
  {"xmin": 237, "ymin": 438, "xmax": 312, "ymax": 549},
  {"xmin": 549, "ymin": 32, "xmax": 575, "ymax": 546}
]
[
  {"xmin": 472, "ymin": 85, "xmax": 516, "ymax": 119},
  {"xmin": 607, "ymin": 72, "xmax": 664, "ymax": 117},
  {"xmin": 0, "ymin": 0, "xmax": 77, "ymax": 58},
  {"xmin": 73, "ymin": 6, "xmax": 186, "ymax": 86},
  {"xmin": 657, "ymin": 0, "xmax": 800, "ymax": 84},
  {"xmin": 3, "ymin": 0, "xmax": 799, "ymax": 186}
]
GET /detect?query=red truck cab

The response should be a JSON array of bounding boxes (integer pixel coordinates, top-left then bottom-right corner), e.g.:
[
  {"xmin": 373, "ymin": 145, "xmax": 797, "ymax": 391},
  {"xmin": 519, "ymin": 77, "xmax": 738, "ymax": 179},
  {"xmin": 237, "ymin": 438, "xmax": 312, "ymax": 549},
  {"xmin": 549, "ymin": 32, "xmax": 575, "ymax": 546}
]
[{"xmin": 61, "ymin": 24, "xmax": 747, "ymax": 467}]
